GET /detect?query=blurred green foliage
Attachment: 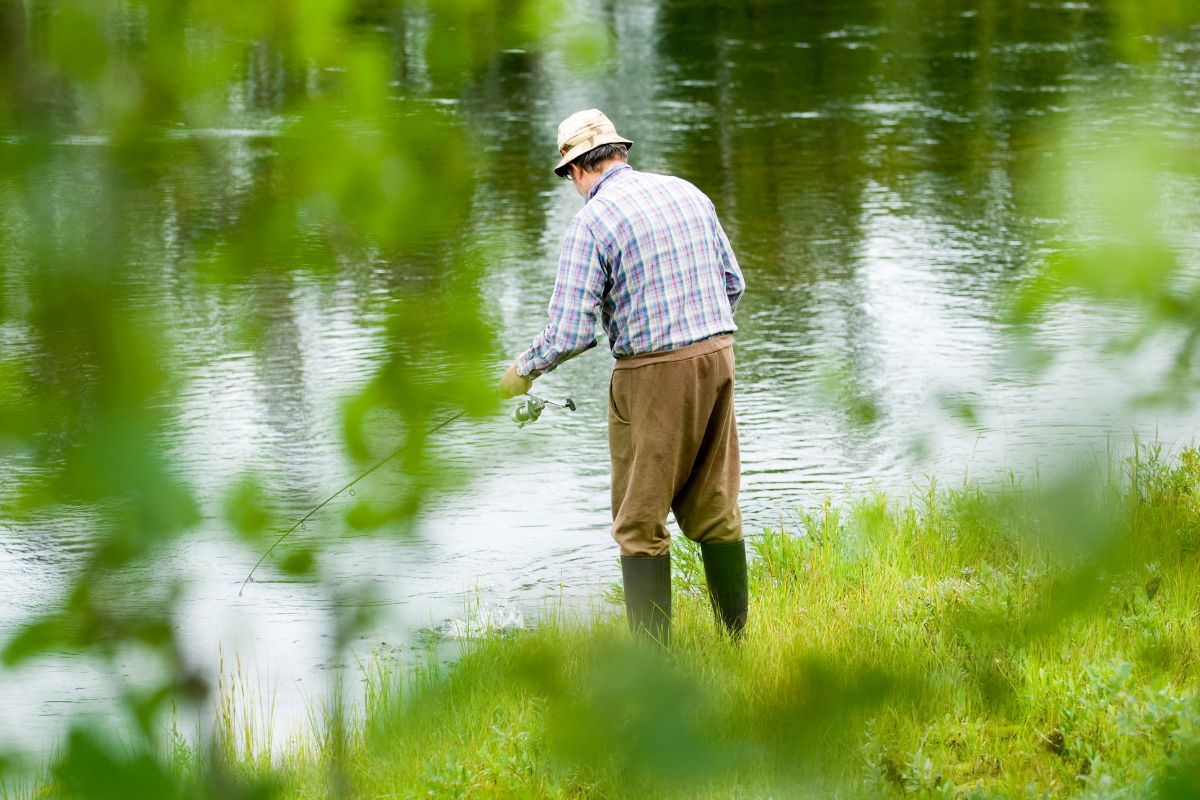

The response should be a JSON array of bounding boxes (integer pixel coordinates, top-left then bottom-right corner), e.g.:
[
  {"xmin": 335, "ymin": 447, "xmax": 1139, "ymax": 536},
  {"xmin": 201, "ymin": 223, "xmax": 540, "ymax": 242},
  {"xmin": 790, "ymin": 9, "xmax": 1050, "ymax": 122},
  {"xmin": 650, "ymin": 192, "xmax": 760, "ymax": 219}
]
[
  {"xmin": 2, "ymin": 0, "xmax": 1199, "ymax": 795},
  {"xmin": 1011, "ymin": 70, "xmax": 1200, "ymax": 398},
  {"xmin": 0, "ymin": 0, "xmax": 575, "ymax": 794}
]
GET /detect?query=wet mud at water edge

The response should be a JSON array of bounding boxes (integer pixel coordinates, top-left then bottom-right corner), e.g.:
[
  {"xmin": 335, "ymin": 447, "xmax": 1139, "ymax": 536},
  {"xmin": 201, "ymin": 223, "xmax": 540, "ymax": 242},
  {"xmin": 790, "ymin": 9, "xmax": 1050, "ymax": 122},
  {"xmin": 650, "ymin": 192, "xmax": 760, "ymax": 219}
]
[{"xmin": 1, "ymin": 0, "xmax": 1199, "ymax": 755}]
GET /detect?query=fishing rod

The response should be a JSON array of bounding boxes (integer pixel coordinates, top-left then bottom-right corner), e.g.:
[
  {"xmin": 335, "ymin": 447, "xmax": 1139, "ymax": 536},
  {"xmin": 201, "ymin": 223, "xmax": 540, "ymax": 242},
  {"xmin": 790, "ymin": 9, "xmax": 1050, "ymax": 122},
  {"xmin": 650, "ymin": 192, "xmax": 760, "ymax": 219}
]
[{"xmin": 238, "ymin": 393, "xmax": 575, "ymax": 596}]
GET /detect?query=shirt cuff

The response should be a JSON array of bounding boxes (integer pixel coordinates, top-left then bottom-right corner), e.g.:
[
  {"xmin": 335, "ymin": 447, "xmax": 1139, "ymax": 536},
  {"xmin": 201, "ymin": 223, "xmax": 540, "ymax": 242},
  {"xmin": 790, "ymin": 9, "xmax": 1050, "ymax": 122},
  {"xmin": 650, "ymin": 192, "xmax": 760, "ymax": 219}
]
[{"xmin": 514, "ymin": 350, "xmax": 543, "ymax": 378}]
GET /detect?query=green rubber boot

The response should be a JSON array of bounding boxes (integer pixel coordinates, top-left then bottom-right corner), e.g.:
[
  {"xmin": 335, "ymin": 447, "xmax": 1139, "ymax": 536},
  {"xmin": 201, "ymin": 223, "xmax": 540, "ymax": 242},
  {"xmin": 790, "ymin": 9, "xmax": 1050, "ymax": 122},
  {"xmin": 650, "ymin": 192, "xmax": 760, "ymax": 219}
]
[
  {"xmin": 620, "ymin": 554, "xmax": 671, "ymax": 647},
  {"xmin": 700, "ymin": 539, "xmax": 748, "ymax": 639}
]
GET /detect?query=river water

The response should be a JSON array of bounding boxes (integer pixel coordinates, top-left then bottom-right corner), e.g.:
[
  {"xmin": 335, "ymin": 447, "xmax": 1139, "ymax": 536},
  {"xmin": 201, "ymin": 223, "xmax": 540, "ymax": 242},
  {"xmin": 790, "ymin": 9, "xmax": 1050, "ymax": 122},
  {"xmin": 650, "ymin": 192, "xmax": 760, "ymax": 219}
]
[{"xmin": 1, "ymin": 0, "xmax": 1198, "ymax": 755}]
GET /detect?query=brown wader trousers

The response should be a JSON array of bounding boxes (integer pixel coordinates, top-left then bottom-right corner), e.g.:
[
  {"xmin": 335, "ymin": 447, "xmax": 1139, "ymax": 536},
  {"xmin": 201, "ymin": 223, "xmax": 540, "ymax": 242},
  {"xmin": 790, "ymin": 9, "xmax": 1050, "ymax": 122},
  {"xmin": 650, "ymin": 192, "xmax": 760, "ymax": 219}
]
[{"xmin": 608, "ymin": 335, "xmax": 743, "ymax": 557}]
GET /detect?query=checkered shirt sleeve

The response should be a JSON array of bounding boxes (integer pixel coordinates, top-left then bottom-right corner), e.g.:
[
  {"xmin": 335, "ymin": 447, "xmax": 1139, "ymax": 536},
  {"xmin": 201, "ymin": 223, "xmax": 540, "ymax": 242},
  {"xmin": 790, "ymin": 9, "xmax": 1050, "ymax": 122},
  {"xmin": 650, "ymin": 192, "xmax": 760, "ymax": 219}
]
[
  {"xmin": 515, "ymin": 216, "xmax": 605, "ymax": 377},
  {"xmin": 715, "ymin": 214, "xmax": 745, "ymax": 313}
]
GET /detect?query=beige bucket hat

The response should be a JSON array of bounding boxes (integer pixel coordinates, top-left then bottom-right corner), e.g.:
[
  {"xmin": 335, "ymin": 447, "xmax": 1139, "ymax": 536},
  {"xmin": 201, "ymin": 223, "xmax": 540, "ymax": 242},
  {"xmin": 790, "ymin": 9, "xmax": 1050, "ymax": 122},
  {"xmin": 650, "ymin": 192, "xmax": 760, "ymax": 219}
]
[{"xmin": 553, "ymin": 108, "xmax": 634, "ymax": 176}]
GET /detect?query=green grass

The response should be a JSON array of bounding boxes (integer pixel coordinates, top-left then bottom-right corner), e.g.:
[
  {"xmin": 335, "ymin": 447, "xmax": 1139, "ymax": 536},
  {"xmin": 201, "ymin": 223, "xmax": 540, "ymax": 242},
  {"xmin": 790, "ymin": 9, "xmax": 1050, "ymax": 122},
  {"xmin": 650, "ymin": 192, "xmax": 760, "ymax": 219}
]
[{"xmin": 36, "ymin": 446, "xmax": 1200, "ymax": 798}]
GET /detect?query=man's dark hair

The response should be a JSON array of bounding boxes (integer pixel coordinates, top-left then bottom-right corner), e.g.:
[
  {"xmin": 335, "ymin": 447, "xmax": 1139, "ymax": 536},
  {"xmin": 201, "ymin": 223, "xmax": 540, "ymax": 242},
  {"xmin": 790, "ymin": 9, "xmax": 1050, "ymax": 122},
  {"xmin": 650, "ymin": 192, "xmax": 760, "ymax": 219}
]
[{"xmin": 569, "ymin": 143, "xmax": 629, "ymax": 175}]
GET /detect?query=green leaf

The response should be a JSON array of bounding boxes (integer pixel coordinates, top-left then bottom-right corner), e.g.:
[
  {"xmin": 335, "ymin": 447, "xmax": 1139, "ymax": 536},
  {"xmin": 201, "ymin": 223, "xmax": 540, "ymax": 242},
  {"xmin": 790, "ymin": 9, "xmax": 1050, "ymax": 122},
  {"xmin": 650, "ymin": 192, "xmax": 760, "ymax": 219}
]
[
  {"xmin": 2, "ymin": 616, "xmax": 67, "ymax": 667},
  {"xmin": 53, "ymin": 727, "xmax": 182, "ymax": 800}
]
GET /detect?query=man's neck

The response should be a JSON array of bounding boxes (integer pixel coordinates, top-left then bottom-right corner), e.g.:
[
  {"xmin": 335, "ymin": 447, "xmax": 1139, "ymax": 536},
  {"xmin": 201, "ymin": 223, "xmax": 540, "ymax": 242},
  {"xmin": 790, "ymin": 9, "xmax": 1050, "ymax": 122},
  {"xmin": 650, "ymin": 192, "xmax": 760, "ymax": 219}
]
[{"xmin": 577, "ymin": 159, "xmax": 628, "ymax": 197}]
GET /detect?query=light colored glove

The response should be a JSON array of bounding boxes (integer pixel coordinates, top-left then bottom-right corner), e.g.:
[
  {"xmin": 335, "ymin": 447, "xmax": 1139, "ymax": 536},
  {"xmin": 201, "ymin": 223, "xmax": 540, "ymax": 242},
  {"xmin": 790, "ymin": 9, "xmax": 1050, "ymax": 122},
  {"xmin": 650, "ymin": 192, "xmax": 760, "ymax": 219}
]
[{"xmin": 498, "ymin": 362, "xmax": 533, "ymax": 399}]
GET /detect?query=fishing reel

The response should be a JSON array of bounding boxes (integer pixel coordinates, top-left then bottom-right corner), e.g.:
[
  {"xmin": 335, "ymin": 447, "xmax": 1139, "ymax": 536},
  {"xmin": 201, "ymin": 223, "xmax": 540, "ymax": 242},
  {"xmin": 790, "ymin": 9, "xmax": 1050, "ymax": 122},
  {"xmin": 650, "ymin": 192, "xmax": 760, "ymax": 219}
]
[{"xmin": 510, "ymin": 393, "xmax": 576, "ymax": 427}]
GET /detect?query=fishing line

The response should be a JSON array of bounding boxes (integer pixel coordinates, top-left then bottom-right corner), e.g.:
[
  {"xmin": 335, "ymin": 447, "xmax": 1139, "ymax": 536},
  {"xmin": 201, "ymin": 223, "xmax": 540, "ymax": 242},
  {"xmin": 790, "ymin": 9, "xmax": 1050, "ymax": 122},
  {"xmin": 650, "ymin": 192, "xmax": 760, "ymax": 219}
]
[
  {"xmin": 238, "ymin": 409, "xmax": 468, "ymax": 597},
  {"xmin": 237, "ymin": 391, "xmax": 574, "ymax": 596}
]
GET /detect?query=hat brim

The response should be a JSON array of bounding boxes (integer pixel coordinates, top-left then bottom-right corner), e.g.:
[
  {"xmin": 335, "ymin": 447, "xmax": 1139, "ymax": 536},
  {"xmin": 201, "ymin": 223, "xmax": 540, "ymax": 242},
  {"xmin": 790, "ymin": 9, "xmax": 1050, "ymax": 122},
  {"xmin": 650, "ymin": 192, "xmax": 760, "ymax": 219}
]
[{"xmin": 553, "ymin": 135, "xmax": 634, "ymax": 176}]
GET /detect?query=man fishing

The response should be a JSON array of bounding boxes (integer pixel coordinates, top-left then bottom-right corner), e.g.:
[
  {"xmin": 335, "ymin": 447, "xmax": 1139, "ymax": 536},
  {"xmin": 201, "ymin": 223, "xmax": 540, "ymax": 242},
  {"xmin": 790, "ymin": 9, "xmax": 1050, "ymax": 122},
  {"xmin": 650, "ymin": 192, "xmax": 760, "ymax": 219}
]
[{"xmin": 498, "ymin": 109, "xmax": 747, "ymax": 646}]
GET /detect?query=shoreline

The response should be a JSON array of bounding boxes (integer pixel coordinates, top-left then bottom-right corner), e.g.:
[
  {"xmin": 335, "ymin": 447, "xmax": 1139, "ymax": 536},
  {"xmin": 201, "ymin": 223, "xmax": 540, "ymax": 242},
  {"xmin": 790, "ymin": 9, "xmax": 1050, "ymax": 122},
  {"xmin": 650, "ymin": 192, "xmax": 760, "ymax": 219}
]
[{"xmin": 45, "ymin": 446, "xmax": 1196, "ymax": 799}]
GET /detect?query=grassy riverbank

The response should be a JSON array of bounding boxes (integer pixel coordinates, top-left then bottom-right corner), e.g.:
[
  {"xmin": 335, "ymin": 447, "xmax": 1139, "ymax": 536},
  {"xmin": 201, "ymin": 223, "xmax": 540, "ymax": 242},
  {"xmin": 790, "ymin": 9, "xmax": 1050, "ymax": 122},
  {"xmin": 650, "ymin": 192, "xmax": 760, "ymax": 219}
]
[{"xmin": 122, "ymin": 449, "xmax": 1200, "ymax": 797}]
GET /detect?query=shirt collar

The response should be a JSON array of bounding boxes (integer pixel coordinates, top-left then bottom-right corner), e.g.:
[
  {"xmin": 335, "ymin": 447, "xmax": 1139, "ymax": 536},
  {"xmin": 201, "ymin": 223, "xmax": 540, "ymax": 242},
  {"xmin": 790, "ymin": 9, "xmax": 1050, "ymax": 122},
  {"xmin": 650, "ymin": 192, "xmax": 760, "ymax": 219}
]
[{"xmin": 587, "ymin": 162, "xmax": 632, "ymax": 201}]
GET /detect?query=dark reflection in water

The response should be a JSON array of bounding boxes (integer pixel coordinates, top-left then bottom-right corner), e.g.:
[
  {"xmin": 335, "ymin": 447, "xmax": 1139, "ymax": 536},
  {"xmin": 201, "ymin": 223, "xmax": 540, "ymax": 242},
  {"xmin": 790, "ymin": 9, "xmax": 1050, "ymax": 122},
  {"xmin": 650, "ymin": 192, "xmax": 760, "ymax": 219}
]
[{"xmin": 1, "ymin": 0, "xmax": 1198, "ymax": 752}]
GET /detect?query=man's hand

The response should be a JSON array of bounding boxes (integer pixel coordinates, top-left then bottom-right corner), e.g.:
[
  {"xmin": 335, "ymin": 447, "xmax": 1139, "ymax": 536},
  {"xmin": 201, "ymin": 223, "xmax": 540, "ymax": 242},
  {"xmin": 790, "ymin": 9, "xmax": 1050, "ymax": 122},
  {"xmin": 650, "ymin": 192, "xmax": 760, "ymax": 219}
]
[{"xmin": 498, "ymin": 362, "xmax": 533, "ymax": 399}]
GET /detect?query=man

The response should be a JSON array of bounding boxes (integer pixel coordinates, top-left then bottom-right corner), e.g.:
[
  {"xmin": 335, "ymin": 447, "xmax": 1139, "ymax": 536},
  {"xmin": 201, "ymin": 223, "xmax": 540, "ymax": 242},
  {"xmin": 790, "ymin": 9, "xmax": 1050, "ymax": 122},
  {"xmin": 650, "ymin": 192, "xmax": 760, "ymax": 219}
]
[{"xmin": 498, "ymin": 109, "xmax": 747, "ymax": 646}]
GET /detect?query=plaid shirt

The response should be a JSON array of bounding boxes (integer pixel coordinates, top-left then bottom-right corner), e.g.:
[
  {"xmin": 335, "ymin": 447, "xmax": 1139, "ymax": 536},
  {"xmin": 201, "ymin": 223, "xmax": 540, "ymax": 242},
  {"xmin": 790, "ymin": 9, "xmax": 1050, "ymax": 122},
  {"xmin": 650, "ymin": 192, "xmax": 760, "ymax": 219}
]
[{"xmin": 516, "ymin": 164, "xmax": 744, "ymax": 377}]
